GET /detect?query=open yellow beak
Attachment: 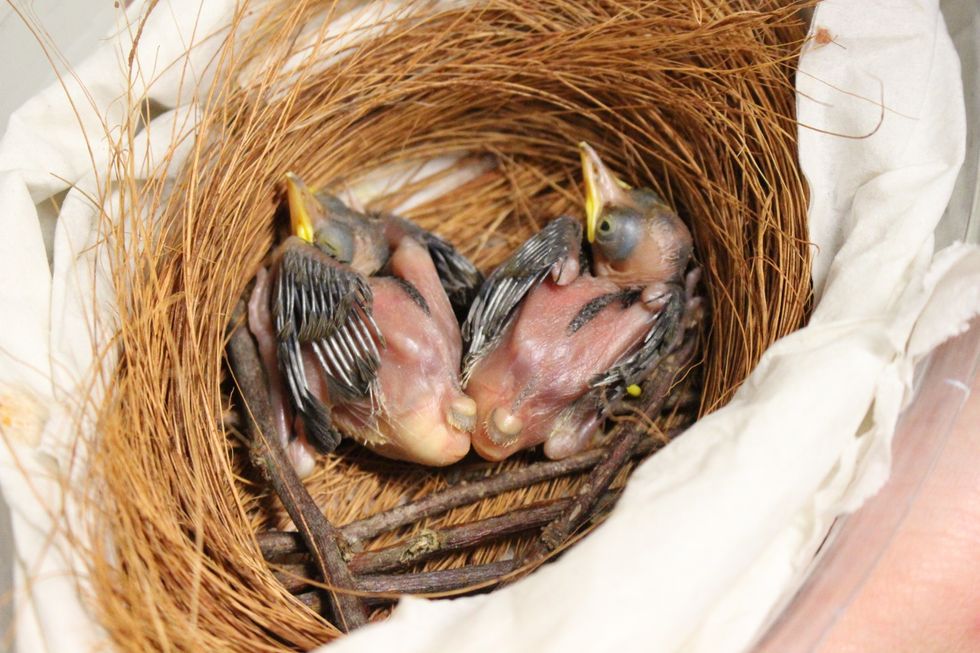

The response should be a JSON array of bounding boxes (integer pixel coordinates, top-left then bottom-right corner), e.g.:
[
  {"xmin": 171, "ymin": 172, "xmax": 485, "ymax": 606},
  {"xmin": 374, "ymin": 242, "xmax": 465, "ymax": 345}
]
[
  {"xmin": 578, "ymin": 142, "xmax": 630, "ymax": 243},
  {"xmin": 285, "ymin": 172, "xmax": 315, "ymax": 243}
]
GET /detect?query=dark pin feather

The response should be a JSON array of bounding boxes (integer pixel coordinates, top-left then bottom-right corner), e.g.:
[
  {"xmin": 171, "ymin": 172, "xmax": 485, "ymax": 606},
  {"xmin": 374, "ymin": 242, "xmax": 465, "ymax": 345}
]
[
  {"xmin": 381, "ymin": 214, "xmax": 483, "ymax": 320},
  {"xmin": 272, "ymin": 244, "xmax": 385, "ymax": 452},
  {"xmin": 461, "ymin": 216, "xmax": 582, "ymax": 384}
]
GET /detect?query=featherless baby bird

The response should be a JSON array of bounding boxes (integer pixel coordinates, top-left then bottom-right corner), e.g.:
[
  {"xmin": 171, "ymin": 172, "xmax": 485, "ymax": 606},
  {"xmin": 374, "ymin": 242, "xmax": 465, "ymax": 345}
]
[
  {"xmin": 462, "ymin": 143, "xmax": 702, "ymax": 461},
  {"xmin": 248, "ymin": 173, "xmax": 483, "ymax": 475}
]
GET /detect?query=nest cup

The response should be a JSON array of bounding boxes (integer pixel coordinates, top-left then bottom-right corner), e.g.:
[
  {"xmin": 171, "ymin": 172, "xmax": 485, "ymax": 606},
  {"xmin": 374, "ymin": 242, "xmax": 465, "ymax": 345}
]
[{"xmin": 85, "ymin": 1, "xmax": 812, "ymax": 650}]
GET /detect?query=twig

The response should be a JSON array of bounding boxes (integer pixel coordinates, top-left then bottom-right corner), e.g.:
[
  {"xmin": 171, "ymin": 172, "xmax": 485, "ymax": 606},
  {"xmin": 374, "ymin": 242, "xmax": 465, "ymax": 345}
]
[
  {"xmin": 340, "ymin": 438, "xmax": 659, "ymax": 545},
  {"xmin": 289, "ymin": 560, "xmax": 520, "ymax": 603},
  {"xmin": 257, "ymin": 531, "xmax": 307, "ymax": 559},
  {"xmin": 534, "ymin": 430, "xmax": 642, "ymax": 559},
  {"xmin": 261, "ymin": 492, "xmax": 621, "ymax": 574},
  {"xmin": 357, "ymin": 561, "xmax": 518, "ymax": 594},
  {"xmin": 226, "ymin": 303, "xmax": 368, "ymax": 631},
  {"xmin": 352, "ymin": 492, "xmax": 621, "ymax": 574},
  {"xmin": 244, "ymin": 299, "xmax": 695, "ymax": 609}
]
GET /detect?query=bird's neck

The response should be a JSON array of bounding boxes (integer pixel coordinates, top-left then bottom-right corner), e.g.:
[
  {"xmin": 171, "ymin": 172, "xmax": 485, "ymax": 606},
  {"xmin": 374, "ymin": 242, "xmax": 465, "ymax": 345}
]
[{"xmin": 592, "ymin": 257, "xmax": 678, "ymax": 288}]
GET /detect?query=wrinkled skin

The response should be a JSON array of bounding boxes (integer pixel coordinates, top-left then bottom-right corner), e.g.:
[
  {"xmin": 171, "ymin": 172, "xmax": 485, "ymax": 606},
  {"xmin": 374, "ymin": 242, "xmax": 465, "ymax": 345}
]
[{"xmin": 467, "ymin": 274, "xmax": 657, "ymax": 461}]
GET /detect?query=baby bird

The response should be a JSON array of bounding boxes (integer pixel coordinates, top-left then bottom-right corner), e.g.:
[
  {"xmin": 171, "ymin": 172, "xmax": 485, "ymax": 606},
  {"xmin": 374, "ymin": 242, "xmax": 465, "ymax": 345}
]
[
  {"xmin": 248, "ymin": 174, "xmax": 482, "ymax": 475},
  {"xmin": 462, "ymin": 143, "xmax": 697, "ymax": 461}
]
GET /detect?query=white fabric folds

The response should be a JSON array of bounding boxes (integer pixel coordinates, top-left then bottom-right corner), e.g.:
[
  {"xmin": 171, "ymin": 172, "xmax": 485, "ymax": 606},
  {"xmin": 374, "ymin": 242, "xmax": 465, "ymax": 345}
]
[{"xmin": 0, "ymin": 2, "xmax": 977, "ymax": 652}]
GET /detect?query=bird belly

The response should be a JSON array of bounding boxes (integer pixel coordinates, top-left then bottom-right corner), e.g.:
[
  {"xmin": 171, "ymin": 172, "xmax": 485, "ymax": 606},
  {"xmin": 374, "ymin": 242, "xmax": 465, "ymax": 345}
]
[
  {"xmin": 332, "ymin": 248, "xmax": 472, "ymax": 465},
  {"xmin": 468, "ymin": 276, "xmax": 654, "ymax": 460},
  {"xmin": 373, "ymin": 279, "xmax": 461, "ymax": 419}
]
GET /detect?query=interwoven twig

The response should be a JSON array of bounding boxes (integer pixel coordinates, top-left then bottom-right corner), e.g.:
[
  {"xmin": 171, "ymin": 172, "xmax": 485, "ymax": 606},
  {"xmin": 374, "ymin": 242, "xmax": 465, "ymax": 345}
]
[
  {"xmin": 227, "ymin": 303, "xmax": 369, "ymax": 631},
  {"xmin": 250, "ymin": 327, "xmax": 698, "ymax": 607}
]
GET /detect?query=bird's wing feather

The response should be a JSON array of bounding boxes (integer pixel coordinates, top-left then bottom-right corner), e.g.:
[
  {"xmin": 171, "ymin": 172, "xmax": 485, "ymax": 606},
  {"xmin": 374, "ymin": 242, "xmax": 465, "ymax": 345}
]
[
  {"xmin": 585, "ymin": 282, "xmax": 686, "ymax": 417},
  {"xmin": 461, "ymin": 216, "xmax": 582, "ymax": 383},
  {"xmin": 384, "ymin": 214, "xmax": 483, "ymax": 318},
  {"xmin": 424, "ymin": 233, "xmax": 484, "ymax": 318},
  {"xmin": 273, "ymin": 245, "xmax": 385, "ymax": 451}
]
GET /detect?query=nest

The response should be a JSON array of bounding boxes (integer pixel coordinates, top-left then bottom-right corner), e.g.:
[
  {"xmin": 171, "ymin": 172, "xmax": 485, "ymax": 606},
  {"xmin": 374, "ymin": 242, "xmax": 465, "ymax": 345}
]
[{"xmin": 80, "ymin": 1, "xmax": 811, "ymax": 651}]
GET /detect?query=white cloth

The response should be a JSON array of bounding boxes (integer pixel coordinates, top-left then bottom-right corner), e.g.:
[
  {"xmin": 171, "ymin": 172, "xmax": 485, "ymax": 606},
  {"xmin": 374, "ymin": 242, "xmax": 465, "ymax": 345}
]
[
  {"xmin": 0, "ymin": 1, "xmax": 977, "ymax": 653},
  {"xmin": 0, "ymin": 5, "xmax": 233, "ymax": 652}
]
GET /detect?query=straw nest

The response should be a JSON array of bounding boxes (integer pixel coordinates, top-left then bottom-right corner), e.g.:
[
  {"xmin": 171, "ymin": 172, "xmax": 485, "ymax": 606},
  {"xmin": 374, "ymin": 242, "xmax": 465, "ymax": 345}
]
[{"xmin": 78, "ymin": 1, "xmax": 811, "ymax": 651}]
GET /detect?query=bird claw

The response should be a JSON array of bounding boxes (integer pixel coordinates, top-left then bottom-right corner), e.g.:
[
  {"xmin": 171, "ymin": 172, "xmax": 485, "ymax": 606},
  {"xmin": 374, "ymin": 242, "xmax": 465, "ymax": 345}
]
[{"xmin": 550, "ymin": 256, "xmax": 580, "ymax": 286}]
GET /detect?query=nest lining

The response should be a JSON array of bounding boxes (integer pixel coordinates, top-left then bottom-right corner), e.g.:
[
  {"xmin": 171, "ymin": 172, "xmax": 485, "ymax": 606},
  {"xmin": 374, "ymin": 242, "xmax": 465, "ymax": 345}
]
[{"xmin": 81, "ymin": 1, "xmax": 811, "ymax": 651}]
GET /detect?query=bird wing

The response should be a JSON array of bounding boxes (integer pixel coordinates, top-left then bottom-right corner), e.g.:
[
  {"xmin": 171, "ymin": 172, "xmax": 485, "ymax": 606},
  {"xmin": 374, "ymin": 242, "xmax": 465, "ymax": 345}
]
[
  {"xmin": 461, "ymin": 216, "xmax": 583, "ymax": 384},
  {"xmin": 273, "ymin": 244, "xmax": 385, "ymax": 451},
  {"xmin": 585, "ymin": 282, "xmax": 686, "ymax": 416},
  {"xmin": 423, "ymin": 232, "xmax": 484, "ymax": 319},
  {"xmin": 383, "ymin": 215, "xmax": 484, "ymax": 319}
]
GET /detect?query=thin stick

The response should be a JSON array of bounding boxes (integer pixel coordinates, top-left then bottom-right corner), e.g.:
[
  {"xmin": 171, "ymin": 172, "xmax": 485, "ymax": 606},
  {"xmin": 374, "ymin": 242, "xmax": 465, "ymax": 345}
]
[
  {"xmin": 351, "ymin": 492, "xmax": 624, "ymax": 575},
  {"xmin": 257, "ymin": 531, "xmax": 307, "ymax": 559},
  {"xmin": 261, "ymin": 492, "xmax": 620, "ymax": 573},
  {"xmin": 534, "ymin": 431, "xmax": 642, "ymax": 559},
  {"xmin": 226, "ymin": 305, "xmax": 369, "ymax": 632},
  {"xmin": 357, "ymin": 561, "xmax": 519, "ymax": 594},
  {"xmin": 289, "ymin": 560, "xmax": 520, "ymax": 603},
  {"xmin": 339, "ymin": 439, "xmax": 659, "ymax": 544}
]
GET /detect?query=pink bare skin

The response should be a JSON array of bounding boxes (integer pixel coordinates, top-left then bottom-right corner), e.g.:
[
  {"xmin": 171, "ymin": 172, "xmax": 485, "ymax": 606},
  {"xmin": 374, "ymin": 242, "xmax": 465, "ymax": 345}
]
[
  {"xmin": 466, "ymin": 274, "xmax": 658, "ymax": 461},
  {"xmin": 249, "ymin": 236, "xmax": 472, "ymax": 475},
  {"xmin": 330, "ymin": 236, "xmax": 472, "ymax": 466},
  {"xmin": 462, "ymin": 143, "xmax": 694, "ymax": 463}
]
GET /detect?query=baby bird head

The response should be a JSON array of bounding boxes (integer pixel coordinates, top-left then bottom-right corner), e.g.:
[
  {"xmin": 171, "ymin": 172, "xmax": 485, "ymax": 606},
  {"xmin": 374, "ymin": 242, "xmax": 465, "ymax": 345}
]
[
  {"xmin": 285, "ymin": 172, "xmax": 387, "ymax": 275},
  {"xmin": 579, "ymin": 142, "xmax": 693, "ymax": 285}
]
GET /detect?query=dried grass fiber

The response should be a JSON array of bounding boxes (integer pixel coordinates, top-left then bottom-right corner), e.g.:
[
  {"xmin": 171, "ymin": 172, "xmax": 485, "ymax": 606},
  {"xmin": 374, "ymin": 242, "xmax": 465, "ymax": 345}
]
[{"xmin": 78, "ymin": 1, "xmax": 812, "ymax": 650}]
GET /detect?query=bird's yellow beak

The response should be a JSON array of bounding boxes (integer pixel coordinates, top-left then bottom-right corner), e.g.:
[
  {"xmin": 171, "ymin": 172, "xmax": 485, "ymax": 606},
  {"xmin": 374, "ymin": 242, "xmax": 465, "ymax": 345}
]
[
  {"xmin": 285, "ymin": 172, "xmax": 315, "ymax": 243},
  {"xmin": 579, "ymin": 142, "xmax": 630, "ymax": 243}
]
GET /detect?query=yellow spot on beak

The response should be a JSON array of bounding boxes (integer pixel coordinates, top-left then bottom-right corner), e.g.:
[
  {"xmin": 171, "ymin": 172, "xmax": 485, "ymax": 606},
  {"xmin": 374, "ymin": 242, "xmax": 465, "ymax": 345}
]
[
  {"xmin": 579, "ymin": 142, "xmax": 630, "ymax": 244},
  {"xmin": 580, "ymin": 144, "xmax": 600, "ymax": 244},
  {"xmin": 285, "ymin": 172, "xmax": 315, "ymax": 243},
  {"xmin": 626, "ymin": 384, "xmax": 642, "ymax": 397}
]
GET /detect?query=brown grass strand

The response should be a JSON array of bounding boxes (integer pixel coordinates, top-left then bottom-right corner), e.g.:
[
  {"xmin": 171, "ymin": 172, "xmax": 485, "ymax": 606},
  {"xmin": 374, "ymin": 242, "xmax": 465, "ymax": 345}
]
[{"xmin": 77, "ymin": 1, "xmax": 811, "ymax": 651}]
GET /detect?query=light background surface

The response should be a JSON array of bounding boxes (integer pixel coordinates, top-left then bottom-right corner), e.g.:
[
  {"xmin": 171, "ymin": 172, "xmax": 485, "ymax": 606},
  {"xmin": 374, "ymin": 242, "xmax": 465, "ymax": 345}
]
[
  {"xmin": 0, "ymin": 4, "xmax": 118, "ymax": 650},
  {"xmin": 0, "ymin": 2, "xmax": 976, "ymax": 652}
]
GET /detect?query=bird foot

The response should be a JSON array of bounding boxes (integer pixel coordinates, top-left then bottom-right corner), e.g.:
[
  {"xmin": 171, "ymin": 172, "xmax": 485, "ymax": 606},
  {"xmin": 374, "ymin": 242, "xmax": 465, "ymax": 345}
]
[
  {"xmin": 550, "ymin": 255, "xmax": 580, "ymax": 286},
  {"xmin": 487, "ymin": 407, "xmax": 523, "ymax": 446},
  {"xmin": 447, "ymin": 395, "xmax": 477, "ymax": 433}
]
